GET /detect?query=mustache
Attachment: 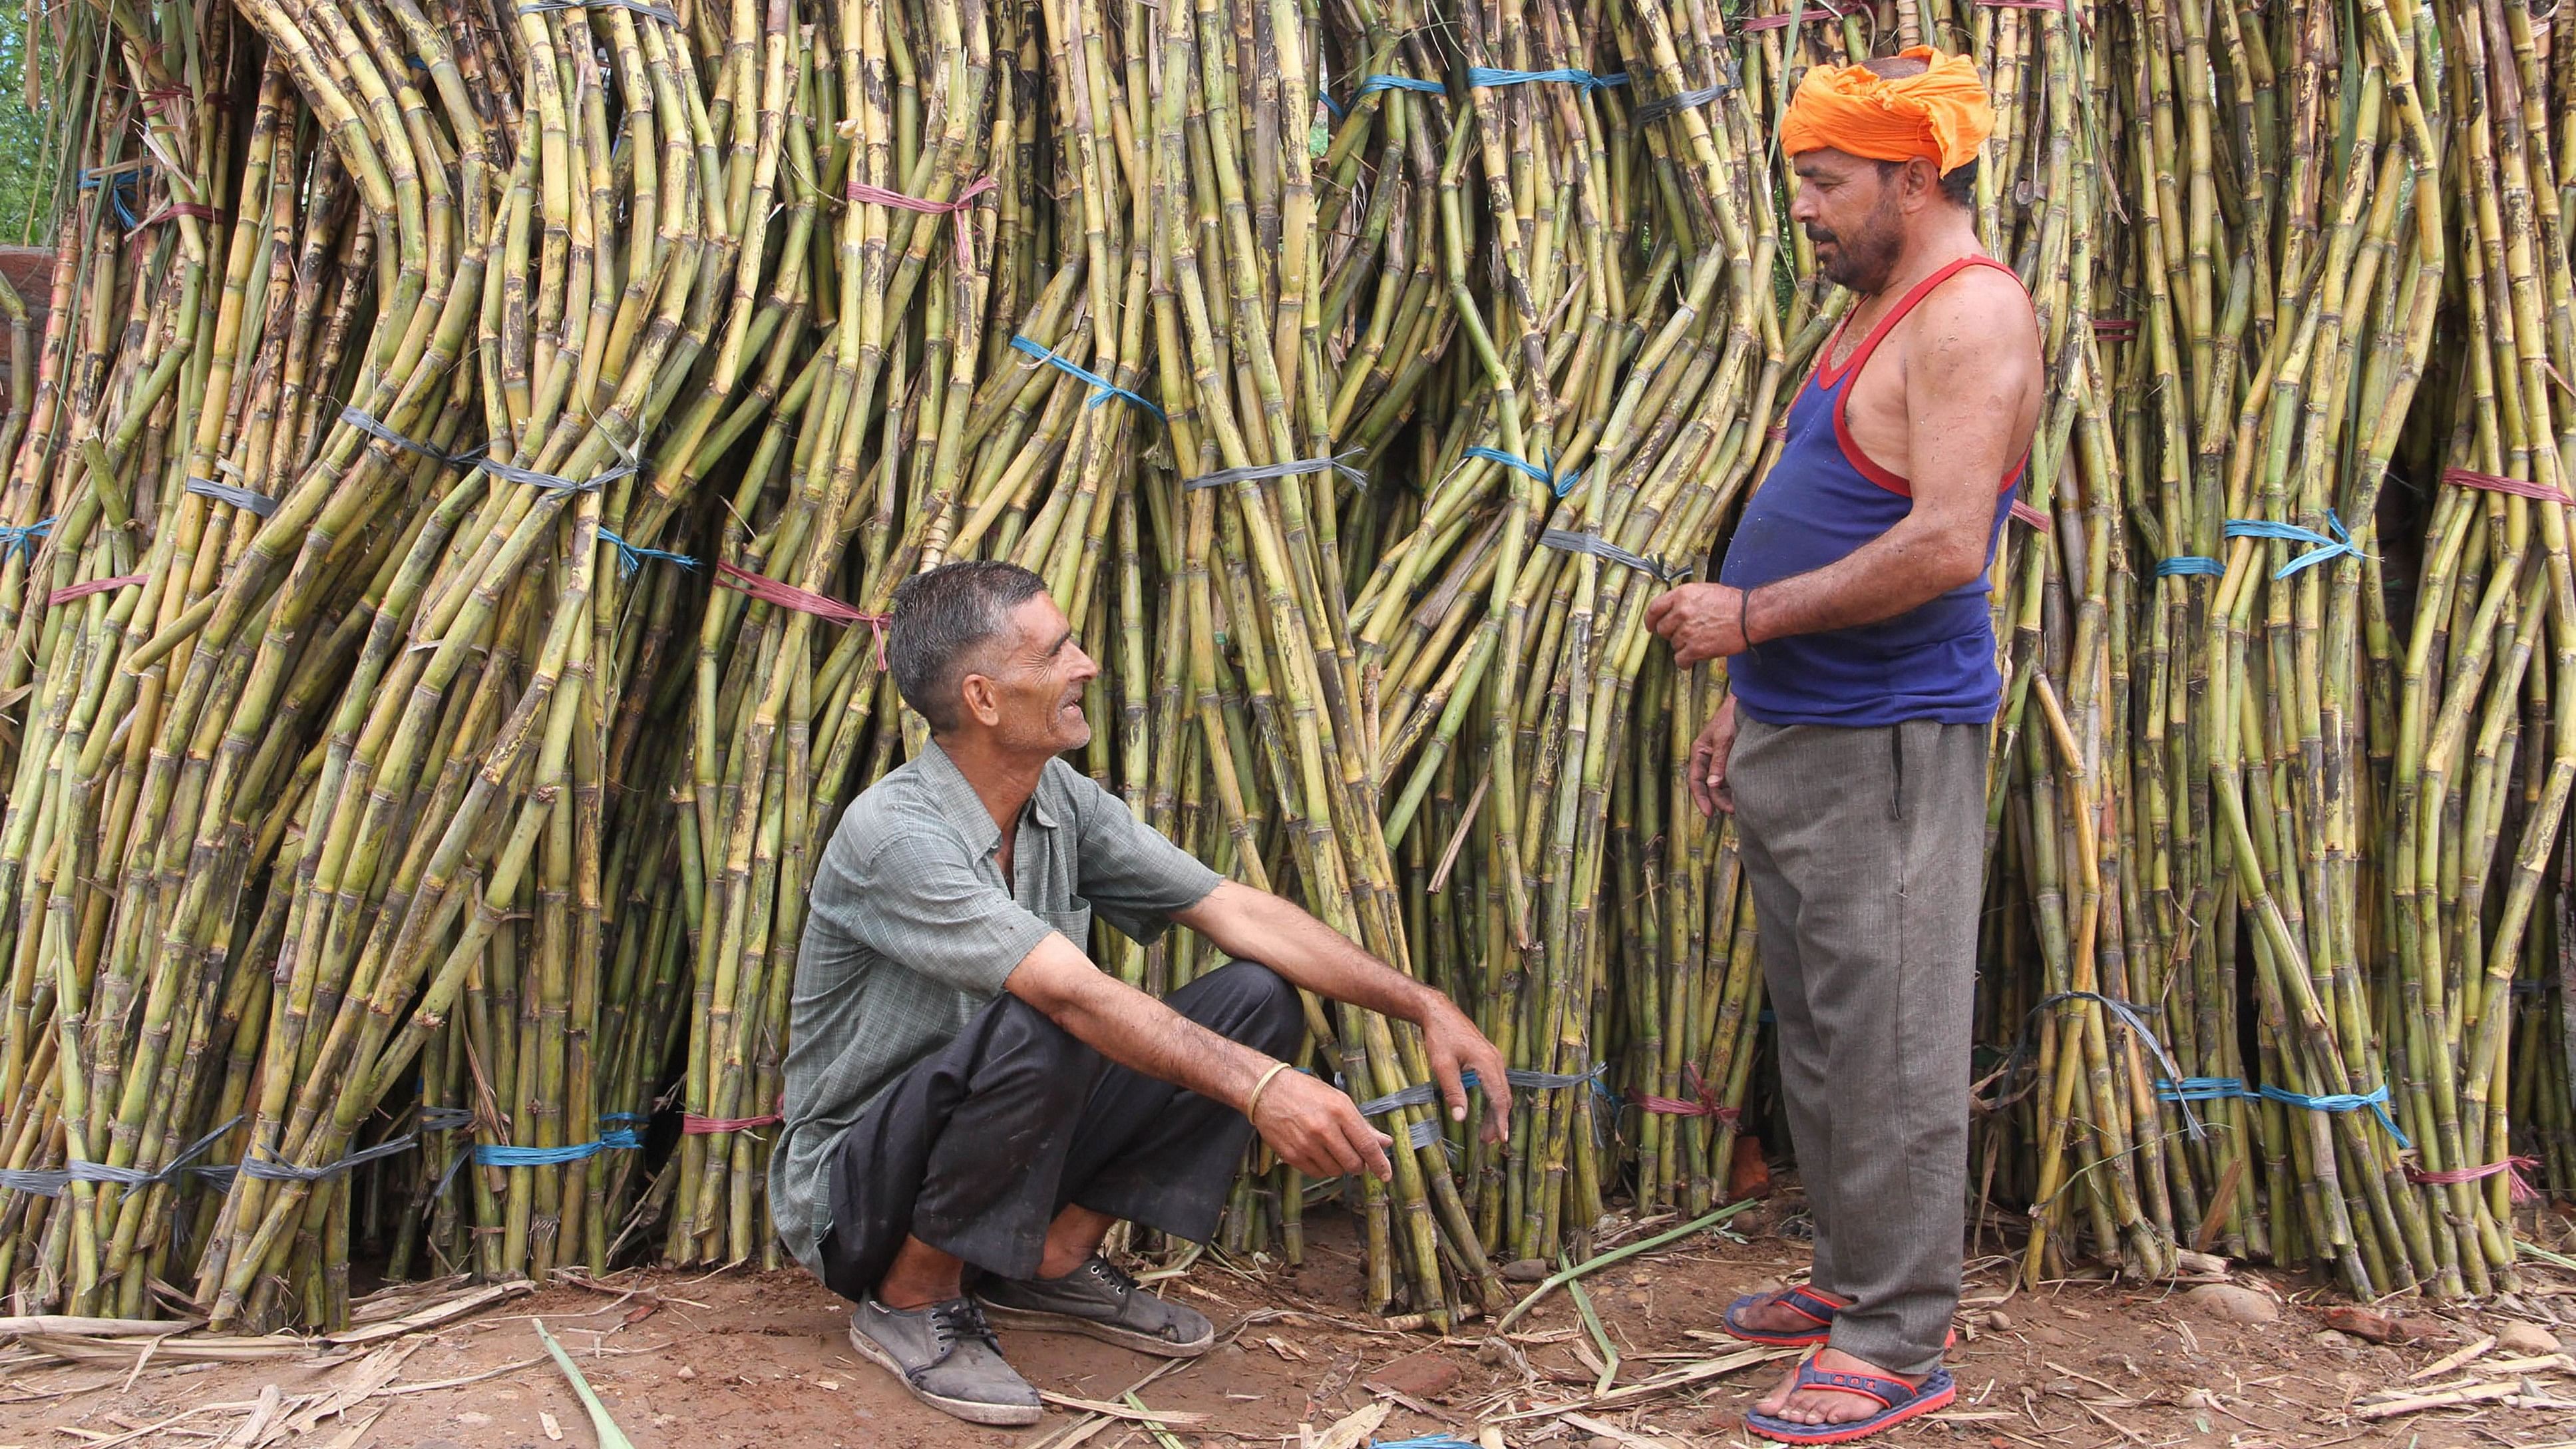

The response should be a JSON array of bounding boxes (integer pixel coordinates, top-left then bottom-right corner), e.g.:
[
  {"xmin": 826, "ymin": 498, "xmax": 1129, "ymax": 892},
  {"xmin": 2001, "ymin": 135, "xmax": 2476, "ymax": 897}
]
[{"xmin": 1803, "ymin": 224, "xmax": 1838, "ymax": 247}]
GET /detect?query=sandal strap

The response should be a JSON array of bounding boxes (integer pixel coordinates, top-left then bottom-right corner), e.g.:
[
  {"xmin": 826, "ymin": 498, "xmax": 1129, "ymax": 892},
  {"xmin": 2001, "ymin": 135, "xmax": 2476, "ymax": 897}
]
[
  {"xmin": 1775, "ymin": 1286, "xmax": 1849, "ymax": 1325},
  {"xmin": 1793, "ymin": 1360, "xmax": 1919, "ymax": 1410}
]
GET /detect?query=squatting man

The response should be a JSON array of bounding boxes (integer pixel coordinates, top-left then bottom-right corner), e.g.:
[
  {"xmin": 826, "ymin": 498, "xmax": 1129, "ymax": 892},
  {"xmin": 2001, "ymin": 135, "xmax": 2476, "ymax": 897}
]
[{"xmin": 769, "ymin": 558, "xmax": 1517, "ymax": 1426}]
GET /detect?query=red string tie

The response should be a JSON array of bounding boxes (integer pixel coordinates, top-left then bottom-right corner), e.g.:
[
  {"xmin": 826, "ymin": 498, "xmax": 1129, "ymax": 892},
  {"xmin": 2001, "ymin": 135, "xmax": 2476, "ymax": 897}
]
[
  {"xmin": 2010, "ymin": 499, "xmax": 2049, "ymax": 529},
  {"xmin": 713, "ymin": 560, "xmax": 892, "ymax": 666},
  {"xmin": 49, "ymin": 573, "xmax": 147, "ymax": 606},
  {"xmin": 845, "ymin": 174, "xmax": 999, "ymax": 273},
  {"xmin": 2406, "ymin": 1155, "xmax": 2542, "ymax": 1204},
  {"xmin": 1739, "ymin": 0, "xmax": 1865, "ymax": 31},
  {"xmin": 1628, "ymin": 1065, "xmax": 1738, "ymax": 1120},
  {"xmin": 2442, "ymin": 467, "xmax": 2571, "ymax": 506},
  {"xmin": 683, "ymin": 1110, "xmax": 786, "ymax": 1134}
]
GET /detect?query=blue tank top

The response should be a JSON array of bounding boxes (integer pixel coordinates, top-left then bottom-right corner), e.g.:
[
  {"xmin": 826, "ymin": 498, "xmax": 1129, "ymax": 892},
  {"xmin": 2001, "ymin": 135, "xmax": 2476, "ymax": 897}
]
[{"xmin": 1718, "ymin": 255, "xmax": 2027, "ymax": 728}]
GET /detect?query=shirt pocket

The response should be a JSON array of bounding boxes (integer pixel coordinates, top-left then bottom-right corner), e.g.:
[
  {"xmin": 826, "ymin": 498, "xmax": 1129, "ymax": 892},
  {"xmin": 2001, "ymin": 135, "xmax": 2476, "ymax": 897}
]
[{"xmin": 1043, "ymin": 902, "xmax": 1093, "ymax": 954}]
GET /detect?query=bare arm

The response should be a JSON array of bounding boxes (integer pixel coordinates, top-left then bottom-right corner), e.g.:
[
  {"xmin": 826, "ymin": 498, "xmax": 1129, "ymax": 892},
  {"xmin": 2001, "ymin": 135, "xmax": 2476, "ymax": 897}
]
[
  {"xmin": 1004, "ymin": 932, "xmax": 1399, "ymax": 1179},
  {"xmin": 1176, "ymin": 881, "xmax": 1514, "ymax": 1139},
  {"xmin": 1647, "ymin": 272, "xmax": 2038, "ymax": 666}
]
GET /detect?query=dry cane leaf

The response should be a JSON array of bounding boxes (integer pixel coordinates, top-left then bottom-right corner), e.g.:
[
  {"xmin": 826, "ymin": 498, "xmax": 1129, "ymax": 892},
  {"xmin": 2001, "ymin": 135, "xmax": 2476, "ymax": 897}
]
[{"xmin": 1311, "ymin": 1402, "xmax": 1390, "ymax": 1449}]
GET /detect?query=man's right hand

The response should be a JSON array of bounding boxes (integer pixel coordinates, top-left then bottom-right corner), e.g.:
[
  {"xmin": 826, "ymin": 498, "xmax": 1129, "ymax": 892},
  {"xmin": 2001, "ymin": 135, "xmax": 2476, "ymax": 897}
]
[
  {"xmin": 1250, "ymin": 1070, "xmax": 1395, "ymax": 1181},
  {"xmin": 1688, "ymin": 695, "xmax": 1739, "ymax": 818}
]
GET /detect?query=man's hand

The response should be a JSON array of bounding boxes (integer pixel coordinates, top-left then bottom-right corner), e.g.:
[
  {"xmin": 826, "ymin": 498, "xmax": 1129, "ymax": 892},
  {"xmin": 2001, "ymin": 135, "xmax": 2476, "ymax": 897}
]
[
  {"xmin": 1250, "ymin": 1070, "xmax": 1395, "ymax": 1181},
  {"xmin": 1421, "ymin": 1000, "xmax": 1514, "ymax": 1143},
  {"xmin": 1688, "ymin": 695, "xmax": 1740, "ymax": 818},
  {"xmin": 1645, "ymin": 582, "xmax": 1752, "ymax": 668}
]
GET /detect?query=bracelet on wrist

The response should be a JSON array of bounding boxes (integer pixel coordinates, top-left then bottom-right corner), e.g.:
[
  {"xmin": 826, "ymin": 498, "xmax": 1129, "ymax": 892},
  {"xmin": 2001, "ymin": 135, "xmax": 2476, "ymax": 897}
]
[{"xmin": 1243, "ymin": 1061, "xmax": 1293, "ymax": 1123}]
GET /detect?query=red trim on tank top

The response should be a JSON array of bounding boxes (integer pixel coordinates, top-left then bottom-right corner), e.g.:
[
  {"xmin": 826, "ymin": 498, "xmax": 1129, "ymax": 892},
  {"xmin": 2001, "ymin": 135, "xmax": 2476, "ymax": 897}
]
[{"xmin": 1816, "ymin": 254, "xmax": 2030, "ymax": 497}]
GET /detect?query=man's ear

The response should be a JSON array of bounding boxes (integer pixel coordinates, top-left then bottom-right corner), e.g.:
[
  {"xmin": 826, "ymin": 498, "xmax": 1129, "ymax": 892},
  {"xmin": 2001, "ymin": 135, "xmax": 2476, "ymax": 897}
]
[
  {"xmin": 1905, "ymin": 156, "xmax": 1944, "ymax": 210},
  {"xmin": 960, "ymin": 673, "xmax": 1002, "ymax": 727}
]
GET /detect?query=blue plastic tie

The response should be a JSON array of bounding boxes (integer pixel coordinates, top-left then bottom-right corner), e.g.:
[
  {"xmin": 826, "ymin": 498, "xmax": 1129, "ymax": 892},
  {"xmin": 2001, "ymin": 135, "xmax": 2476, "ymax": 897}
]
[
  {"xmin": 79, "ymin": 168, "xmax": 146, "ymax": 228},
  {"xmin": 1010, "ymin": 335, "xmax": 1165, "ymax": 419},
  {"xmin": 1356, "ymin": 75, "xmax": 1445, "ymax": 98},
  {"xmin": 1318, "ymin": 91, "xmax": 1347, "ymax": 118},
  {"xmin": 2223, "ymin": 511, "xmax": 2364, "ymax": 579},
  {"xmin": 2255, "ymin": 1082, "xmax": 2410, "ymax": 1149},
  {"xmin": 473, "ymin": 1126, "xmax": 645, "ymax": 1167},
  {"xmin": 2155, "ymin": 555, "xmax": 2223, "ymax": 578},
  {"xmin": 598, "ymin": 1111, "xmax": 652, "ymax": 1124},
  {"xmin": 0, "ymin": 515, "xmax": 53, "ymax": 563},
  {"xmin": 599, "ymin": 528, "xmax": 697, "ymax": 578},
  {"xmin": 2151, "ymin": 1076, "xmax": 2410, "ymax": 1148},
  {"xmin": 1465, "ymin": 444, "xmax": 1580, "ymax": 497},
  {"xmin": 2012, "ymin": 993, "xmax": 2205, "ymax": 1141},
  {"xmin": 1467, "ymin": 66, "xmax": 1629, "ymax": 92},
  {"xmin": 2153, "ymin": 1076, "xmax": 2247, "ymax": 1103}
]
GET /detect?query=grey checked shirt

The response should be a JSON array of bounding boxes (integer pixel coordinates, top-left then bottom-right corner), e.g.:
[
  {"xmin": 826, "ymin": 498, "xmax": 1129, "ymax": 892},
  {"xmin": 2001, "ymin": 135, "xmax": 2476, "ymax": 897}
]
[{"xmin": 770, "ymin": 741, "xmax": 1222, "ymax": 1276}]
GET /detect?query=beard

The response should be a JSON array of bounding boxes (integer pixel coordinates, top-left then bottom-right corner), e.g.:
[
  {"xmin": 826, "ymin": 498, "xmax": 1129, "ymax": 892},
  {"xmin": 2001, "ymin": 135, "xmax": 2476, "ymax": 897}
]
[{"xmin": 1807, "ymin": 189, "xmax": 1905, "ymax": 293}]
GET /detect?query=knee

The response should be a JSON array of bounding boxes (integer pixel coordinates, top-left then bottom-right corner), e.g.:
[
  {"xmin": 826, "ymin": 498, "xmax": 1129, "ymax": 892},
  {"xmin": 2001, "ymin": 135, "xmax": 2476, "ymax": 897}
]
[
  {"xmin": 1204, "ymin": 960, "xmax": 1306, "ymax": 1052},
  {"xmin": 979, "ymin": 996, "xmax": 1102, "ymax": 1086}
]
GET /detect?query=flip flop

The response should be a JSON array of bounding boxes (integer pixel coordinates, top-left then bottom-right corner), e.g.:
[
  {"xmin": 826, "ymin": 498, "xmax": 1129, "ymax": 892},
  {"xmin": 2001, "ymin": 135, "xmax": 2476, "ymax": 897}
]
[
  {"xmin": 1722, "ymin": 1288, "xmax": 1960, "ymax": 1350},
  {"xmin": 1721, "ymin": 1285, "xmax": 1851, "ymax": 1346},
  {"xmin": 1745, "ymin": 1362, "xmax": 1957, "ymax": 1444}
]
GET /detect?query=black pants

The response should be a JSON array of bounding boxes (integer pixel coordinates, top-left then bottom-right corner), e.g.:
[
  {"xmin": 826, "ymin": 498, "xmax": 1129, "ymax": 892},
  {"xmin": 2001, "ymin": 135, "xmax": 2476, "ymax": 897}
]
[{"xmin": 815, "ymin": 959, "xmax": 1305, "ymax": 1305}]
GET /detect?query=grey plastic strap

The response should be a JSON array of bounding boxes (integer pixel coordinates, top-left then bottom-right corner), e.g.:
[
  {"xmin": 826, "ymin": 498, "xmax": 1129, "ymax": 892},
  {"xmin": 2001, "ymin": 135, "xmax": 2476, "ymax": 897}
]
[
  {"xmin": 480, "ymin": 455, "xmax": 640, "ymax": 495},
  {"xmin": 1634, "ymin": 81, "xmax": 1730, "ymax": 125},
  {"xmin": 516, "ymin": 0, "xmax": 680, "ymax": 24},
  {"xmin": 339, "ymin": 404, "xmax": 486, "ymax": 467},
  {"xmin": 186, "ymin": 476, "xmax": 278, "ymax": 516},
  {"xmin": 1183, "ymin": 454, "xmax": 1368, "ymax": 492},
  {"xmin": 1539, "ymin": 527, "xmax": 1692, "ymax": 582}
]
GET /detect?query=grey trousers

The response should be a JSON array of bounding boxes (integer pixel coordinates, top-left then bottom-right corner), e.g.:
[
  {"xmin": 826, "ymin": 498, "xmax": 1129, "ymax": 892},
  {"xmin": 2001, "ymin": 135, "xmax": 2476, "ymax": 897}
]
[{"xmin": 1728, "ymin": 713, "xmax": 1984, "ymax": 1376}]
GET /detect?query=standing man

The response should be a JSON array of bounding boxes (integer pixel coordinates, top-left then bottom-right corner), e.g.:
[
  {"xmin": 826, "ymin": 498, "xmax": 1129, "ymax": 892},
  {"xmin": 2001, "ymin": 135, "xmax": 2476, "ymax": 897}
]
[
  {"xmin": 773, "ymin": 560, "xmax": 1513, "ymax": 1428},
  {"xmin": 1644, "ymin": 48, "xmax": 2040, "ymax": 1446}
]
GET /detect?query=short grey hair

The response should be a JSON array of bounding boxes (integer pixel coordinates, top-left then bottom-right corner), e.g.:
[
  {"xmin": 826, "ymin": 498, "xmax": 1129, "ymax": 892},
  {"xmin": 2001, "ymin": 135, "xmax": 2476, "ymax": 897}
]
[{"xmin": 888, "ymin": 560, "xmax": 1050, "ymax": 733}]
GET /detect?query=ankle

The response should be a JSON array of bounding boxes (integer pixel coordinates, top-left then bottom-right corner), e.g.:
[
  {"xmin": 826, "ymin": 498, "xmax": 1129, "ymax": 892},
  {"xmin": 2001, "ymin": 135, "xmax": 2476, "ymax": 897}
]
[
  {"xmin": 1033, "ymin": 1249, "xmax": 1091, "ymax": 1280},
  {"xmin": 876, "ymin": 1280, "xmax": 960, "ymax": 1311}
]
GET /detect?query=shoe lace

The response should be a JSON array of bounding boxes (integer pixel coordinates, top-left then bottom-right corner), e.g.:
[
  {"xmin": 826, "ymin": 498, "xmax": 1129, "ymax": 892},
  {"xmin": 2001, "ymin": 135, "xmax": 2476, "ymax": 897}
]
[
  {"xmin": 926, "ymin": 1297, "xmax": 1003, "ymax": 1360},
  {"xmin": 1083, "ymin": 1256, "xmax": 1137, "ymax": 1298}
]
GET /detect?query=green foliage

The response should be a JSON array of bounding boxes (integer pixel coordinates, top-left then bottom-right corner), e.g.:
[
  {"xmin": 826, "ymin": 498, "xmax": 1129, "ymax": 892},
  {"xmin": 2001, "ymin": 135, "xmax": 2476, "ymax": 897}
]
[{"xmin": 0, "ymin": 0, "xmax": 41, "ymax": 246}]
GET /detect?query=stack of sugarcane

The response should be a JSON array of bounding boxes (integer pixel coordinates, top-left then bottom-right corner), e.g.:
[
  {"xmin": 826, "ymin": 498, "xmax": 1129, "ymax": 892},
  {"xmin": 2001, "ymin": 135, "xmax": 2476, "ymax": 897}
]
[
  {"xmin": 2, "ymin": 0, "xmax": 2575, "ymax": 1336},
  {"xmin": 1960, "ymin": 0, "xmax": 2576, "ymax": 1301}
]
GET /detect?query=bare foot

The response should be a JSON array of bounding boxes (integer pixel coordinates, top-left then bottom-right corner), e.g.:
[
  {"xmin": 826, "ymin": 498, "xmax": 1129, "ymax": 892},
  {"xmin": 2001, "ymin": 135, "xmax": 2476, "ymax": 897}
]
[
  {"xmin": 1759, "ymin": 1348, "xmax": 1927, "ymax": 1428},
  {"xmin": 1732, "ymin": 1286, "xmax": 1847, "ymax": 1345}
]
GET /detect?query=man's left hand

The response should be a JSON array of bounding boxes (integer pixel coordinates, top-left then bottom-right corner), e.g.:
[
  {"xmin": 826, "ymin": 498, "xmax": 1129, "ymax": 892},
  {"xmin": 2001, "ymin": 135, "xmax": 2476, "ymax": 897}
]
[
  {"xmin": 1420, "ymin": 1000, "xmax": 1513, "ymax": 1144},
  {"xmin": 1646, "ymin": 582, "xmax": 1751, "ymax": 668}
]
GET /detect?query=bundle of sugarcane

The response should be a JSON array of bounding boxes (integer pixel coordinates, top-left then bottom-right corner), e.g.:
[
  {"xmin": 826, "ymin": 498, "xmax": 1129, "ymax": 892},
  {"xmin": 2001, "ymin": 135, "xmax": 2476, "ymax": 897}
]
[
  {"xmin": 0, "ymin": 0, "xmax": 763, "ymax": 1329},
  {"xmin": 655, "ymin": 0, "xmax": 1002, "ymax": 1269}
]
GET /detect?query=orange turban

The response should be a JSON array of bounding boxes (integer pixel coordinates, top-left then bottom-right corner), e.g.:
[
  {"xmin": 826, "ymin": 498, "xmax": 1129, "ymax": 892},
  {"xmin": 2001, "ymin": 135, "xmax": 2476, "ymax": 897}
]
[{"xmin": 1780, "ymin": 47, "xmax": 1993, "ymax": 176}]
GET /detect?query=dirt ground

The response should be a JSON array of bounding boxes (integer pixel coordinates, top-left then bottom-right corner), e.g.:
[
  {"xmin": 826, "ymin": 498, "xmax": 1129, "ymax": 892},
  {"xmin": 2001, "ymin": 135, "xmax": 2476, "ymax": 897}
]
[{"xmin": 3, "ymin": 1193, "xmax": 2572, "ymax": 1449}]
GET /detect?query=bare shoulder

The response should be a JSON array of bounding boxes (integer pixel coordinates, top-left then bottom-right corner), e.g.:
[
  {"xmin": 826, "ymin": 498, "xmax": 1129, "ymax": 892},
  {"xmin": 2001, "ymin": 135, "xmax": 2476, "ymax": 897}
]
[{"xmin": 1905, "ymin": 264, "xmax": 2040, "ymax": 372}]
